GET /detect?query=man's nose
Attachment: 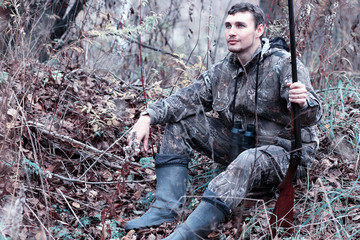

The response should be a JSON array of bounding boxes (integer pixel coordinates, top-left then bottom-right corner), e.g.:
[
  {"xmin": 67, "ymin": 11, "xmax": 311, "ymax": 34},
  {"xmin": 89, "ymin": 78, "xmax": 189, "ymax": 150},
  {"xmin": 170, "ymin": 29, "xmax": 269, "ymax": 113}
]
[{"xmin": 228, "ymin": 26, "xmax": 235, "ymax": 36}]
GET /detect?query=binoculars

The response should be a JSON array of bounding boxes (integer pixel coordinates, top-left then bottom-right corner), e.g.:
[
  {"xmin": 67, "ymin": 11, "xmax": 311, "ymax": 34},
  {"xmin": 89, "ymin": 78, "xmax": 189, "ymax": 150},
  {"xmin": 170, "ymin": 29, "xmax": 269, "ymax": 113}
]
[{"xmin": 229, "ymin": 120, "xmax": 256, "ymax": 160}]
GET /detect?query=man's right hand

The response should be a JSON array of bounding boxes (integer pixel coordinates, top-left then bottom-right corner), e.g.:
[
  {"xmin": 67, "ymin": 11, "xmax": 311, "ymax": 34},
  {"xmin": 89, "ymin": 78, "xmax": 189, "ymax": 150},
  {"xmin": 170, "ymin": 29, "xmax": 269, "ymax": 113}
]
[{"xmin": 127, "ymin": 115, "xmax": 151, "ymax": 152}]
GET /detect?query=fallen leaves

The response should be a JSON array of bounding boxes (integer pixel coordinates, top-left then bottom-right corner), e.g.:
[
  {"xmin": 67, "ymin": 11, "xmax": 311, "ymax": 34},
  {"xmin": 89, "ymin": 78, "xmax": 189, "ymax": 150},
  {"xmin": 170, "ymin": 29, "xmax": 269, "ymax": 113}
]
[{"xmin": 0, "ymin": 46, "xmax": 359, "ymax": 240}]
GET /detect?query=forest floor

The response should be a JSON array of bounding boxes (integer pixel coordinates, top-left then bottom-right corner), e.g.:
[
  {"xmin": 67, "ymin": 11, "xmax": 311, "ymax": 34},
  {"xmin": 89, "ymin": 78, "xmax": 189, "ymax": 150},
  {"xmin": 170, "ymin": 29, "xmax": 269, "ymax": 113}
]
[{"xmin": 1, "ymin": 60, "xmax": 360, "ymax": 240}]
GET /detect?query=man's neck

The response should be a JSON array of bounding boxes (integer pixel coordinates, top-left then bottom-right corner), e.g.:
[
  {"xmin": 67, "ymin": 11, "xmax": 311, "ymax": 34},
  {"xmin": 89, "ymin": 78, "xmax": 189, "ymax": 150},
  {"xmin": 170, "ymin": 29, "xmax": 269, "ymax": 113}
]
[{"xmin": 236, "ymin": 39, "xmax": 262, "ymax": 66}]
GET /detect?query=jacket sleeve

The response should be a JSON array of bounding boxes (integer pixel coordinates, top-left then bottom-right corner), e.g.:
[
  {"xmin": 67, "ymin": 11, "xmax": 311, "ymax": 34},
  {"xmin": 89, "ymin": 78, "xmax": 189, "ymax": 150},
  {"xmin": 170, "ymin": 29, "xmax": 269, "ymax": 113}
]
[
  {"xmin": 145, "ymin": 71, "xmax": 213, "ymax": 125},
  {"xmin": 280, "ymin": 57, "xmax": 322, "ymax": 127}
]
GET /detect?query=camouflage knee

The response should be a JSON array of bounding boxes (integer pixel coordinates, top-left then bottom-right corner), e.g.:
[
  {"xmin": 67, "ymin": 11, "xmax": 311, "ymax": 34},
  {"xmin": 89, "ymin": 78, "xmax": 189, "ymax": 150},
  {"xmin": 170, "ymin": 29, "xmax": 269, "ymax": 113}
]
[{"xmin": 208, "ymin": 145, "xmax": 290, "ymax": 208}]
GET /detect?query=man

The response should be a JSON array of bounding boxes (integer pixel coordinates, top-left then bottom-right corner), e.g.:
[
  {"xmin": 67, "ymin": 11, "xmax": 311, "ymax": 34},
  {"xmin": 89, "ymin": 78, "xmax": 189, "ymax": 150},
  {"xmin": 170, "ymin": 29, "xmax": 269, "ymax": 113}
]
[{"xmin": 125, "ymin": 2, "xmax": 322, "ymax": 239}]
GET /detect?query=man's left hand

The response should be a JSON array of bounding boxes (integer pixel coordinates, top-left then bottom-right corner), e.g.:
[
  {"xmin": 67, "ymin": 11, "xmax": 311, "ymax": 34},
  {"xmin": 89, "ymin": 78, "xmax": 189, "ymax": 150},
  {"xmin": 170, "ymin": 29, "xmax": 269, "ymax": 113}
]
[{"xmin": 287, "ymin": 82, "xmax": 307, "ymax": 108}]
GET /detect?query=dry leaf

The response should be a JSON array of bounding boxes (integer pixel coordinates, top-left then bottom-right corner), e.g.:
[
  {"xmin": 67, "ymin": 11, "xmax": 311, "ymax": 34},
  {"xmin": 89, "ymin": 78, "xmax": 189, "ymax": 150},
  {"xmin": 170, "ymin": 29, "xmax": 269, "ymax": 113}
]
[
  {"xmin": 7, "ymin": 108, "xmax": 17, "ymax": 117},
  {"xmin": 103, "ymin": 170, "xmax": 112, "ymax": 180},
  {"xmin": 121, "ymin": 229, "xmax": 136, "ymax": 240},
  {"xmin": 133, "ymin": 190, "xmax": 142, "ymax": 200},
  {"xmin": 89, "ymin": 190, "xmax": 98, "ymax": 198},
  {"xmin": 72, "ymin": 202, "xmax": 80, "ymax": 208},
  {"xmin": 35, "ymin": 230, "xmax": 47, "ymax": 240}
]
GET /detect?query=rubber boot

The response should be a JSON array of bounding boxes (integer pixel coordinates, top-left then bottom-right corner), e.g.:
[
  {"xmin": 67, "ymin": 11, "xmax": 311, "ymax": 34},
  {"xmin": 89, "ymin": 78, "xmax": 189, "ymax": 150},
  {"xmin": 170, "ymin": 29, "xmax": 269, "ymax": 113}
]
[
  {"xmin": 163, "ymin": 188, "xmax": 231, "ymax": 240},
  {"xmin": 125, "ymin": 154, "xmax": 189, "ymax": 230}
]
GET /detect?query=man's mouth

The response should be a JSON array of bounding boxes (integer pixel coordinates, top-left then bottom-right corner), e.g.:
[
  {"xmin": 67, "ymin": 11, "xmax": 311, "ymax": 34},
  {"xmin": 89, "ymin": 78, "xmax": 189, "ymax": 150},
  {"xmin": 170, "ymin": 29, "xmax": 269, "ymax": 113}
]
[{"xmin": 228, "ymin": 40, "xmax": 238, "ymax": 45}]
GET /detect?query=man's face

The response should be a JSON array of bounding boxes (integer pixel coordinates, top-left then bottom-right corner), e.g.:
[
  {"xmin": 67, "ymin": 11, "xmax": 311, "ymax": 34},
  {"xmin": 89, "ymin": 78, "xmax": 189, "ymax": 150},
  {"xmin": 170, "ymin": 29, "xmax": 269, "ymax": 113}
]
[{"xmin": 224, "ymin": 11, "xmax": 263, "ymax": 55}]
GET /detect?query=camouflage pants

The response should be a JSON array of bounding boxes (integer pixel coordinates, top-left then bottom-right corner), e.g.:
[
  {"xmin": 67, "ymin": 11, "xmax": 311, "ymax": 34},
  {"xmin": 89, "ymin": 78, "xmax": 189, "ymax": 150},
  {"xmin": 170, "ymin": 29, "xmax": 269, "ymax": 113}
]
[{"xmin": 160, "ymin": 114, "xmax": 316, "ymax": 209}]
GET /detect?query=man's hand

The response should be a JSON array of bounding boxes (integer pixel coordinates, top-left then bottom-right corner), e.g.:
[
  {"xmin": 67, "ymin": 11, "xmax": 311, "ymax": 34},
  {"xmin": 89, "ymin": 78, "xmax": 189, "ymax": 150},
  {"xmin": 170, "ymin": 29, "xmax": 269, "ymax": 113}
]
[
  {"xmin": 127, "ymin": 115, "xmax": 151, "ymax": 152},
  {"xmin": 287, "ymin": 82, "xmax": 307, "ymax": 108}
]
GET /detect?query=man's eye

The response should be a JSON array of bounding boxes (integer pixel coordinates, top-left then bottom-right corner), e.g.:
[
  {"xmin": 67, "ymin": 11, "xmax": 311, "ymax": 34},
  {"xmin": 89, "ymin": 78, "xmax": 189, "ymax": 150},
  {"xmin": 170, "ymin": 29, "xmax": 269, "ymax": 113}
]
[{"xmin": 225, "ymin": 24, "xmax": 231, "ymax": 29}]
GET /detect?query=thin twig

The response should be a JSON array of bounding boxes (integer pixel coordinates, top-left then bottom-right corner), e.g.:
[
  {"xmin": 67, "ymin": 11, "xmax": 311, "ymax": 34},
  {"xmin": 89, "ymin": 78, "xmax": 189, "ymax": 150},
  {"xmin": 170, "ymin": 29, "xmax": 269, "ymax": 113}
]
[
  {"xmin": 261, "ymin": 199, "xmax": 273, "ymax": 239},
  {"xmin": 316, "ymin": 87, "xmax": 360, "ymax": 94},
  {"xmin": 301, "ymin": 211, "xmax": 360, "ymax": 228},
  {"xmin": 57, "ymin": 32, "xmax": 183, "ymax": 60},
  {"xmin": 57, "ymin": 188, "xmax": 86, "ymax": 229},
  {"xmin": 25, "ymin": 186, "xmax": 101, "ymax": 211},
  {"xmin": 169, "ymin": 5, "xmax": 203, "ymax": 96},
  {"xmin": 312, "ymin": 36, "xmax": 355, "ymax": 75},
  {"xmin": 52, "ymin": 172, "xmax": 153, "ymax": 185},
  {"xmin": 24, "ymin": 202, "xmax": 55, "ymax": 240},
  {"xmin": 13, "ymin": 91, "xmax": 52, "ymax": 225},
  {"xmin": 26, "ymin": 121, "xmax": 142, "ymax": 168},
  {"xmin": 78, "ymin": 127, "xmax": 133, "ymax": 179},
  {"xmin": 125, "ymin": 36, "xmax": 180, "ymax": 60}
]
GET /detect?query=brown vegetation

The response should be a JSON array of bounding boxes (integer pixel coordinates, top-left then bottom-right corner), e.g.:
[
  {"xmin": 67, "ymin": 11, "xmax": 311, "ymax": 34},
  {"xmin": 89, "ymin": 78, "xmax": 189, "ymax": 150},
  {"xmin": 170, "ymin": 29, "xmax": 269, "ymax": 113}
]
[{"xmin": 0, "ymin": 0, "xmax": 359, "ymax": 239}]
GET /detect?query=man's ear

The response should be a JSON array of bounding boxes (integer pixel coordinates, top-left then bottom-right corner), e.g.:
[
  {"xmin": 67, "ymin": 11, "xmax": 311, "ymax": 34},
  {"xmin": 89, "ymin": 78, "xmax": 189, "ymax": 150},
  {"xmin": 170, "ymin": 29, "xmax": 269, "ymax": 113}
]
[{"xmin": 256, "ymin": 24, "xmax": 264, "ymax": 38}]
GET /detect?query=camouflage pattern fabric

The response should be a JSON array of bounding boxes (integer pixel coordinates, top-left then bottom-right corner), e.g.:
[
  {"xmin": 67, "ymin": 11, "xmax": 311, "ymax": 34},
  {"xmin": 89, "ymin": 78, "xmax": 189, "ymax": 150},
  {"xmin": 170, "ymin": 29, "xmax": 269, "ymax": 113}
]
[
  {"xmin": 158, "ymin": 113, "xmax": 316, "ymax": 209},
  {"xmin": 159, "ymin": 113, "xmax": 233, "ymax": 165},
  {"xmin": 207, "ymin": 144, "xmax": 315, "ymax": 208},
  {"xmin": 146, "ymin": 38, "xmax": 322, "ymax": 148},
  {"xmin": 145, "ymin": 38, "xmax": 322, "ymax": 209}
]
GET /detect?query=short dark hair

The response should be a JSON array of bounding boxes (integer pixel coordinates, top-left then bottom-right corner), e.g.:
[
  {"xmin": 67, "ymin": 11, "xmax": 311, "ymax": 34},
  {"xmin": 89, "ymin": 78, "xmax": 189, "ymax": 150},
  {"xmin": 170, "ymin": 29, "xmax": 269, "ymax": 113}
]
[{"xmin": 228, "ymin": 3, "xmax": 265, "ymax": 28}]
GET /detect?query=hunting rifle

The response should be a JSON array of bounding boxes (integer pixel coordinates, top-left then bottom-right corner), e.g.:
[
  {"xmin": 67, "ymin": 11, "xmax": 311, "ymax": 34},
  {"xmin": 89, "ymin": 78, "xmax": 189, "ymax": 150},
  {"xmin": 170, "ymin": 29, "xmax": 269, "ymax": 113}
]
[{"xmin": 270, "ymin": 0, "xmax": 303, "ymax": 236}]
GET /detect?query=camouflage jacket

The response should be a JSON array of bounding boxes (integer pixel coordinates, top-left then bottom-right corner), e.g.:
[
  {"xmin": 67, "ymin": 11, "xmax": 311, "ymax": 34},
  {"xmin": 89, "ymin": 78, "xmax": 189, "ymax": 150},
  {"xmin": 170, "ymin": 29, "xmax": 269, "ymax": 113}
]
[{"xmin": 145, "ymin": 38, "xmax": 322, "ymax": 149}]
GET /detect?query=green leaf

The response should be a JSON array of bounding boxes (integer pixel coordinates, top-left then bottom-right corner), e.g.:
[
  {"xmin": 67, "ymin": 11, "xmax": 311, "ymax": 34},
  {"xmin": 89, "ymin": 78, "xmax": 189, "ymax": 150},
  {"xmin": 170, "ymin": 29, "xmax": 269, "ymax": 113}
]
[
  {"xmin": 52, "ymin": 70, "xmax": 63, "ymax": 84},
  {"xmin": 0, "ymin": 71, "xmax": 9, "ymax": 84},
  {"xmin": 139, "ymin": 156, "xmax": 154, "ymax": 169}
]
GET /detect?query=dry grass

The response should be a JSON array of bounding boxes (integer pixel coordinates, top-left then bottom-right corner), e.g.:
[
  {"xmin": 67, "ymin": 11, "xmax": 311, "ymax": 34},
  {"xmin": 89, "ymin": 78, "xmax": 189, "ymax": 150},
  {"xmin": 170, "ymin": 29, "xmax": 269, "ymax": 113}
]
[{"xmin": 0, "ymin": 0, "xmax": 359, "ymax": 239}]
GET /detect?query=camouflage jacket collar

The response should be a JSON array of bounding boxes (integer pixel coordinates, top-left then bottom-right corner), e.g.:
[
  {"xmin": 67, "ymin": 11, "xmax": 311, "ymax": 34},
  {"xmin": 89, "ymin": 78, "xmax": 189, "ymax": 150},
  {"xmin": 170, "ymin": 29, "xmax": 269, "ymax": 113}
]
[{"xmin": 229, "ymin": 38, "xmax": 271, "ymax": 79}]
